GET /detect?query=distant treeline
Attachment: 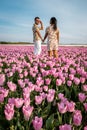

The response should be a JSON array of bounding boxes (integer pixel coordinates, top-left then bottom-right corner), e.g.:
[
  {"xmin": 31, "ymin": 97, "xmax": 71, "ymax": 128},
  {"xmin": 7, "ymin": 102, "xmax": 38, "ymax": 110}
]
[
  {"xmin": 0, "ymin": 41, "xmax": 33, "ymax": 44},
  {"xmin": 0, "ymin": 41, "xmax": 47, "ymax": 44}
]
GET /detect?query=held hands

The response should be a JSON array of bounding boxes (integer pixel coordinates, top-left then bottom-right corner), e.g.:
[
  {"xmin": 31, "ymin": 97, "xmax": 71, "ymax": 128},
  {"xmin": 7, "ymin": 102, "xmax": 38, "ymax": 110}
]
[
  {"xmin": 41, "ymin": 38, "xmax": 45, "ymax": 42},
  {"xmin": 42, "ymin": 39, "xmax": 44, "ymax": 42},
  {"xmin": 40, "ymin": 37, "xmax": 44, "ymax": 42},
  {"xmin": 40, "ymin": 38, "xmax": 44, "ymax": 43}
]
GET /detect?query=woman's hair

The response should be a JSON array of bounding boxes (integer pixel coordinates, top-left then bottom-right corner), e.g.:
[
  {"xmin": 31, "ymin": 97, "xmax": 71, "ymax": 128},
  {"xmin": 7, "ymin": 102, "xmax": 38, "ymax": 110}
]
[{"xmin": 50, "ymin": 17, "xmax": 57, "ymax": 30}]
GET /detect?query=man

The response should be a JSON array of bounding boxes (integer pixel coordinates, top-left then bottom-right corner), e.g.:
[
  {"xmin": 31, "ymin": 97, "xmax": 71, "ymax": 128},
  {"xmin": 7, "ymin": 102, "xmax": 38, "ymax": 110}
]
[{"xmin": 32, "ymin": 17, "xmax": 43, "ymax": 55}]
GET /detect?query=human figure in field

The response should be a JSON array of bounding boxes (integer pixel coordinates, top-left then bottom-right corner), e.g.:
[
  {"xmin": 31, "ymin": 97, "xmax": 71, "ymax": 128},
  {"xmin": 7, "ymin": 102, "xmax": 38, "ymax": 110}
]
[
  {"xmin": 43, "ymin": 17, "xmax": 59, "ymax": 58},
  {"xmin": 32, "ymin": 17, "xmax": 43, "ymax": 55}
]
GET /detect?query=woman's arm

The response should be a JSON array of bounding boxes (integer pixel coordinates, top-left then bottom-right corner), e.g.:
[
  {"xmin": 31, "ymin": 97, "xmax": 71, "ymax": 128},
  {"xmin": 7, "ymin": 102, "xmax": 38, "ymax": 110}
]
[{"xmin": 57, "ymin": 30, "xmax": 59, "ymax": 43}]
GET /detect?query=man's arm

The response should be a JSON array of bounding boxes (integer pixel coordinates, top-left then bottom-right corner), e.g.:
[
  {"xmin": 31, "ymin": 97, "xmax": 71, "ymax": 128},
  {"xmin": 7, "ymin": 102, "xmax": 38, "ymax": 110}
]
[
  {"xmin": 35, "ymin": 30, "xmax": 43, "ymax": 41},
  {"xmin": 39, "ymin": 20, "xmax": 44, "ymax": 30}
]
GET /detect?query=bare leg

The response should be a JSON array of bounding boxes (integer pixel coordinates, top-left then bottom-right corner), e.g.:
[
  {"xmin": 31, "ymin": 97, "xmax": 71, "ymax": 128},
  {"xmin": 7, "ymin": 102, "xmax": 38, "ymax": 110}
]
[
  {"xmin": 48, "ymin": 51, "xmax": 52, "ymax": 57},
  {"xmin": 53, "ymin": 50, "xmax": 58, "ymax": 58}
]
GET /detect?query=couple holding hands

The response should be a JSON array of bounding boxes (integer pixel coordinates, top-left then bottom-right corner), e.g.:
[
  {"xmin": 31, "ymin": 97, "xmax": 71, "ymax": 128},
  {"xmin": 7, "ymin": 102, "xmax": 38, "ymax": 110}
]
[{"xmin": 32, "ymin": 17, "xmax": 59, "ymax": 58}]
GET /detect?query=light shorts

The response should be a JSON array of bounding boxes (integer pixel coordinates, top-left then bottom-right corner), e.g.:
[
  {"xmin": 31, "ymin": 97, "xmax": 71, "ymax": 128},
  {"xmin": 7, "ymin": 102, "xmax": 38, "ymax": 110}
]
[{"xmin": 34, "ymin": 40, "xmax": 41, "ymax": 55}]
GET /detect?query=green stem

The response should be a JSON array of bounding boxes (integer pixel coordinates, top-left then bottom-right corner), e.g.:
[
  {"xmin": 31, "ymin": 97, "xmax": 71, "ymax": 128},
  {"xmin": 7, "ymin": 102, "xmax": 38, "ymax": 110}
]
[
  {"xmin": 57, "ymin": 112, "xmax": 62, "ymax": 125},
  {"xmin": 25, "ymin": 121, "xmax": 29, "ymax": 130}
]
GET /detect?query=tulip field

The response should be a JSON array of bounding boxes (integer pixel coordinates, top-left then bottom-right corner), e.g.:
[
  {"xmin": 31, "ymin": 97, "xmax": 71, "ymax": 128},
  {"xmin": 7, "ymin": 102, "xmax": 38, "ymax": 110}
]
[{"xmin": 0, "ymin": 45, "xmax": 87, "ymax": 130}]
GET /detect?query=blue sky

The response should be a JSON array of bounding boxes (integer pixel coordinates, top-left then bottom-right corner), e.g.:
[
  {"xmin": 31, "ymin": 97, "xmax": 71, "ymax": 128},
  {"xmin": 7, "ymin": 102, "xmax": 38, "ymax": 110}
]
[{"xmin": 0, "ymin": 0, "xmax": 87, "ymax": 44}]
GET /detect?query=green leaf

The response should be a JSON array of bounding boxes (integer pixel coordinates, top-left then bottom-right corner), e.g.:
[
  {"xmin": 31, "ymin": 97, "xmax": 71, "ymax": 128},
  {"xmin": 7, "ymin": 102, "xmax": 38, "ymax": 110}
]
[
  {"xmin": 54, "ymin": 119, "xmax": 59, "ymax": 127},
  {"xmin": 41, "ymin": 103, "xmax": 51, "ymax": 118},
  {"xmin": 46, "ymin": 114, "xmax": 54, "ymax": 130}
]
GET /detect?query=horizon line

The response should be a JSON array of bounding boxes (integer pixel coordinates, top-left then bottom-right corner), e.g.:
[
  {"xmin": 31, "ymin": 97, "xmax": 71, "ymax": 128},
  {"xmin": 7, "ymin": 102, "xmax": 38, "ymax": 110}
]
[{"xmin": 0, "ymin": 41, "xmax": 87, "ymax": 45}]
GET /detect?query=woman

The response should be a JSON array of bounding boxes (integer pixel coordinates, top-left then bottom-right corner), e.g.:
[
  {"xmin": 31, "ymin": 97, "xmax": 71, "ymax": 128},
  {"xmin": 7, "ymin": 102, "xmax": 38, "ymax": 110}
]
[{"xmin": 43, "ymin": 17, "xmax": 59, "ymax": 58}]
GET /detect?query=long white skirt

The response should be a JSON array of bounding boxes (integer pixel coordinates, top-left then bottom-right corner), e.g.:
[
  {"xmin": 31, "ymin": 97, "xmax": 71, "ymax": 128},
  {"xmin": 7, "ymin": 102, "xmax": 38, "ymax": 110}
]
[{"xmin": 34, "ymin": 40, "xmax": 41, "ymax": 55}]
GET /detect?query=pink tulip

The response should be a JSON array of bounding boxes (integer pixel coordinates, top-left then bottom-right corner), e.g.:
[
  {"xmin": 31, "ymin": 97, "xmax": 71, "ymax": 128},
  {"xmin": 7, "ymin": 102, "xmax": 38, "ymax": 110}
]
[
  {"xmin": 48, "ymin": 89, "xmax": 55, "ymax": 94},
  {"xmin": 83, "ymin": 103, "xmax": 87, "ymax": 111},
  {"xmin": 7, "ymin": 72, "xmax": 13, "ymax": 77},
  {"xmin": 36, "ymin": 78, "xmax": 44, "ymax": 87},
  {"xmin": 67, "ymin": 80, "xmax": 72, "ymax": 87},
  {"xmin": 59, "ymin": 124, "xmax": 72, "ymax": 130},
  {"xmin": 0, "ymin": 94, "xmax": 4, "ymax": 103},
  {"xmin": 73, "ymin": 110, "xmax": 82, "ymax": 126},
  {"xmin": 80, "ymin": 77, "xmax": 85, "ymax": 84},
  {"xmin": 24, "ymin": 78, "xmax": 29, "ymax": 84},
  {"xmin": 64, "ymin": 73, "xmax": 68, "ymax": 79},
  {"xmin": 18, "ymin": 79, "xmax": 25, "ymax": 88},
  {"xmin": 82, "ymin": 85, "xmax": 87, "ymax": 92},
  {"xmin": 30, "ymin": 71, "xmax": 36, "ymax": 78},
  {"xmin": 32, "ymin": 116, "xmax": 43, "ymax": 130},
  {"xmin": 23, "ymin": 70, "xmax": 28, "ymax": 77},
  {"xmin": 28, "ymin": 82, "xmax": 35, "ymax": 92},
  {"xmin": 15, "ymin": 98, "xmax": 24, "ymax": 108},
  {"xmin": 60, "ymin": 96, "xmax": 68, "ymax": 104},
  {"xmin": 4, "ymin": 103, "xmax": 14, "ymax": 121},
  {"xmin": 43, "ymin": 85, "xmax": 48, "ymax": 92},
  {"xmin": 40, "ymin": 92, "xmax": 46, "ymax": 100},
  {"xmin": 3, "ymin": 89, "xmax": 9, "ymax": 97},
  {"xmin": 0, "ymin": 87, "xmax": 9, "ymax": 97},
  {"xmin": 69, "ymin": 74, "xmax": 74, "ymax": 80},
  {"xmin": 53, "ymin": 72, "xmax": 58, "ymax": 78},
  {"xmin": 78, "ymin": 93, "xmax": 86, "ymax": 102},
  {"xmin": 47, "ymin": 93, "xmax": 54, "ymax": 102},
  {"xmin": 0, "ymin": 74, "xmax": 5, "ymax": 86},
  {"xmin": 35, "ymin": 95, "xmax": 43, "ymax": 105},
  {"xmin": 66, "ymin": 101, "xmax": 75, "ymax": 112},
  {"xmin": 84, "ymin": 126, "xmax": 87, "ymax": 130},
  {"xmin": 16, "ymin": 68, "xmax": 22, "ymax": 73},
  {"xmin": 74, "ymin": 77, "xmax": 80, "ymax": 85},
  {"xmin": 8, "ymin": 98, "xmax": 15, "ymax": 105},
  {"xmin": 76, "ymin": 67, "xmax": 82, "ymax": 75},
  {"xmin": 56, "ymin": 79, "xmax": 62, "ymax": 86},
  {"xmin": 61, "ymin": 77, "xmax": 66, "ymax": 84},
  {"xmin": 22, "ymin": 105, "xmax": 33, "ymax": 121},
  {"xmin": 7, "ymin": 81, "xmax": 17, "ymax": 92},
  {"xmin": 58, "ymin": 72, "xmax": 63, "ymax": 79},
  {"xmin": 45, "ymin": 78, "xmax": 51, "ymax": 85},
  {"xmin": 23, "ymin": 87, "xmax": 30, "ymax": 99},
  {"xmin": 41, "ymin": 69, "xmax": 47, "ymax": 77},
  {"xmin": 24, "ymin": 97, "xmax": 30, "ymax": 106},
  {"xmin": 69, "ymin": 68, "xmax": 76, "ymax": 75},
  {"xmin": 57, "ymin": 102, "xmax": 67, "ymax": 114},
  {"xmin": 19, "ymin": 73, "xmax": 24, "ymax": 78},
  {"xmin": 0, "ymin": 64, "xmax": 3, "ymax": 68},
  {"xmin": 46, "ymin": 89, "xmax": 55, "ymax": 102},
  {"xmin": 58, "ymin": 93, "xmax": 64, "ymax": 100}
]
